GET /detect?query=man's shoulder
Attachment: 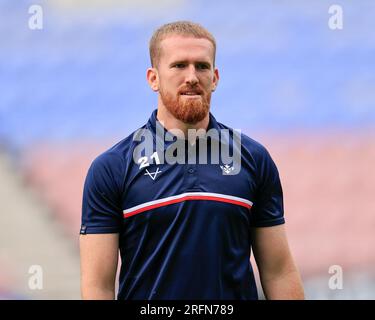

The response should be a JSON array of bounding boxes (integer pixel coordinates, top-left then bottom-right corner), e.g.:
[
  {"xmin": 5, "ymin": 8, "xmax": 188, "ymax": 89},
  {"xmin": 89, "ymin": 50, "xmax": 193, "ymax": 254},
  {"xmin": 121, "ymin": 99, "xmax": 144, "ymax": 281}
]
[
  {"xmin": 90, "ymin": 124, "xmax": 148, "ymax": 171},
  {"xmin": 215, "ymin": 119, "xmax": 269, "ymax": 158}
]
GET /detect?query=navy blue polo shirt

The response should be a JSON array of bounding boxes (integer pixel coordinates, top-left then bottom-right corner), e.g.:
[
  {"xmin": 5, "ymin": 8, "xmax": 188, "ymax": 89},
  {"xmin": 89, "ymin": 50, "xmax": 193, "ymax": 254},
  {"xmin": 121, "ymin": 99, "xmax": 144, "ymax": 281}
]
[{"xmin": 81, "ymin": 109, "xmax": 285, "ymax": 300}]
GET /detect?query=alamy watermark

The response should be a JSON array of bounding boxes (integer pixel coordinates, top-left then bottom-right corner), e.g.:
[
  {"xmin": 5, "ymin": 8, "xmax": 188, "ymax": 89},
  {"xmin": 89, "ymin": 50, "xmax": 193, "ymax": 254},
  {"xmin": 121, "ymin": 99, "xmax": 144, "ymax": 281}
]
[
  {"xmin": 132, "ymin": 120, "xmax": 242, "ymax": 175},
  {"xmin": 28, "ymin": 265, "xmax": 43, "ymax": 290},
  {"xmin": 328, "ymin": 265, "xmax": 343, "ymax": 290},
  {"xmin": 328, "ymin": 4, "xmax": 344, "ymax": 30},
  {"xmin": 28, "ymin": 5, "xmax": 43, "ymax": 30}
]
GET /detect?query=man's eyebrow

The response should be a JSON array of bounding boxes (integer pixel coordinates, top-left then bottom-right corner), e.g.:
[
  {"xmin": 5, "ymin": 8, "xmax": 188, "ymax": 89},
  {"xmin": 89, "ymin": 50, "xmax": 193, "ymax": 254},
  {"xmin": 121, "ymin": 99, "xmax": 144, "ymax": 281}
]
[
  {"xmin": 169, "ymin": 60, "xmax": 212, "ymax": 68},
  {"xmin": 169, "ymin": 60, "xmax": 187, "ymax": 66}
]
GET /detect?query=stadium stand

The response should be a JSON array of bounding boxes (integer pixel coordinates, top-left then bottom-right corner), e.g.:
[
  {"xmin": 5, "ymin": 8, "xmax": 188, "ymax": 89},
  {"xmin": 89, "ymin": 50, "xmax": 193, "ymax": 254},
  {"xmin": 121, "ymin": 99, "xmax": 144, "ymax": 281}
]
[{"xmin": 1, "ymin": 0, "xmax": 374, "ymax": 299}]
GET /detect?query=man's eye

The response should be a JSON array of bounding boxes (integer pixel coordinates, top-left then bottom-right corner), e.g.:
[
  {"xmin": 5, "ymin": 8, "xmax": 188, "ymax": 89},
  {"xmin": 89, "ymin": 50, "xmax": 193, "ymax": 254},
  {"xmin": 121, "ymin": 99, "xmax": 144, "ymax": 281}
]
[
  {"xmin": 197, "ymin": 64, "xmax": 209, "ymax": 70},
  {"xmin": 174, "ymin": 64, "xmax": 185, "ymax": 68}
]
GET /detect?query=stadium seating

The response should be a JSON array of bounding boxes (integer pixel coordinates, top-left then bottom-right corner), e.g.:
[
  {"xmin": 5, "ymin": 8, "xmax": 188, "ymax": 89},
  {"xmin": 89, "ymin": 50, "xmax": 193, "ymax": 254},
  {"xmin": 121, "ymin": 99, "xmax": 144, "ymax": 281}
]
[{"xmin": 1, "ymin": 0, "xmax": 374, "ymax": 299}]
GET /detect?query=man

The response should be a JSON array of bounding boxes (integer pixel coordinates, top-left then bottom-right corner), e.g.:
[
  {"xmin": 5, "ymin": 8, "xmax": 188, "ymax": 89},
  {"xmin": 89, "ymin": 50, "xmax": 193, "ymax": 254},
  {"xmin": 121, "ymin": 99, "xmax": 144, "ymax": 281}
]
[{"xmin": 80, "ymin": 21, "xmax": 304, "ymax": 300}]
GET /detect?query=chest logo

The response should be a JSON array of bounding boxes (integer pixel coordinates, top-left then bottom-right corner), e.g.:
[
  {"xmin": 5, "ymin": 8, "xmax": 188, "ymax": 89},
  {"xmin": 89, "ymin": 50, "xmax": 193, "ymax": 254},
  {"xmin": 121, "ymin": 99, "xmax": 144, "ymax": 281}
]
[
  {"xmin": 144, "ymin": 167, "xmax": 162, "ymax": 181},
  {"xmin": 220, "ymin": 164, "xmax": 235, "ymax": 175}
]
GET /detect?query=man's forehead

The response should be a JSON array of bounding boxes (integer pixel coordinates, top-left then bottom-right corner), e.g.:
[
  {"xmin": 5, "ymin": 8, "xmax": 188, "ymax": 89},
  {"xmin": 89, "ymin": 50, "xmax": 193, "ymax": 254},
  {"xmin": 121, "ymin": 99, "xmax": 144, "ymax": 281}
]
[{"xmin": 159, "ymin": 35, "xmax": 214, "ymax": 62}]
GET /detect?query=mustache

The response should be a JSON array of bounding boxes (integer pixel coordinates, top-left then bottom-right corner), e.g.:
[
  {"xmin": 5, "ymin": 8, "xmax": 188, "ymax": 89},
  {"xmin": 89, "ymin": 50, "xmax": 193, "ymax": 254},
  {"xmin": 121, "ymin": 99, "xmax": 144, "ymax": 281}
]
[{"xmin": 178, "ymin": 86, "xmax": 204, "ymax": 95}]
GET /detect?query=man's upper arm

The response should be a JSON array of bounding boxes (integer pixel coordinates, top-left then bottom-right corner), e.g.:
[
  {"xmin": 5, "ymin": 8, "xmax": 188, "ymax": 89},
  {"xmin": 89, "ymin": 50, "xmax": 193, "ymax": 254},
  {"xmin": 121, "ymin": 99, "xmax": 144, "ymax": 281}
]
[
  {"xmin": 80, "ymin": 233, "xmax": 119, "ymax": 299},
  {"xmin": 80, "ymin": 152, "xmax": 125, "ymax": 299},
  {"xmin": 251, "ymin": 224, "xmax": 296, "ymax": 279},
  {"xmin": 251, "ymin": 225, "xmax": 304, "ymax": 299},
  {"xmin": 249, "ymin": 144, "xmax": 304, "ymax": 299}
]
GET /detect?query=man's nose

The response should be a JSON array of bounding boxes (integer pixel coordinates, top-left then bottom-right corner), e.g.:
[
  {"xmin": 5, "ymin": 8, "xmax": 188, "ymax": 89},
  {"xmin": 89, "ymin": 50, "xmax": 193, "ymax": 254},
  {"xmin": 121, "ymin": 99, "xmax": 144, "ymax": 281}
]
[{"xmin": 185, "ymin": 65, "xmax": 199, "ymax": 85}]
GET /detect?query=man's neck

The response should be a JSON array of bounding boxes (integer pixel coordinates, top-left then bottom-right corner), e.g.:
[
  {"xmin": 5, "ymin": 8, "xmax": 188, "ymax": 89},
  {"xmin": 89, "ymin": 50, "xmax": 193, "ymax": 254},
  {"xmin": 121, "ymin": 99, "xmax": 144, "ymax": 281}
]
[{"xmin": 156, "ymin": 104, "xmax": 210, "ymax": 140}]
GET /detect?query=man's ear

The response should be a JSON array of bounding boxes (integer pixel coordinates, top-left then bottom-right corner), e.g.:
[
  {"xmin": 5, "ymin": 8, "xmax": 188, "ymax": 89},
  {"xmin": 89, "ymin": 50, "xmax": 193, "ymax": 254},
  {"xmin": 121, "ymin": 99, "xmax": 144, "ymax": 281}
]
[
  {"xmin": 212, "ymin": 68, "xmax": 219, "ymax": 92},
  {"xmin": 146, "ymin": 67, "xmax": 159, "ymax": 92}
]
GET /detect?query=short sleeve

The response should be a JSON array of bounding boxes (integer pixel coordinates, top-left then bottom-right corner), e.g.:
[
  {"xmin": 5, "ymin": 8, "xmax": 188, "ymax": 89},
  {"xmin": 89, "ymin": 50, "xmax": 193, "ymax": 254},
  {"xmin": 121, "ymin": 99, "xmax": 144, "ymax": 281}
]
[
  {"xmin": 250, "ymin": 147, "xmax": 285, "ymax": 227},
  {"xmin": 80, "ymin": 152, "xmax": 124, "ymax": 234}
]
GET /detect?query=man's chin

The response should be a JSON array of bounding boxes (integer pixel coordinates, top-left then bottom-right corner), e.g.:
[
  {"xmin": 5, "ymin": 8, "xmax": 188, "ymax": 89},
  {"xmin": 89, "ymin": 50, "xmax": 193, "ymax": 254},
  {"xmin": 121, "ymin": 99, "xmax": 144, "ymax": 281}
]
[
  {"xmin": 161, "ymin": 91, "xmax": 210, "ymax": 124},
  {"xmin": 176, "ymin": 103, "xmax": 209, "ymax": 124}
]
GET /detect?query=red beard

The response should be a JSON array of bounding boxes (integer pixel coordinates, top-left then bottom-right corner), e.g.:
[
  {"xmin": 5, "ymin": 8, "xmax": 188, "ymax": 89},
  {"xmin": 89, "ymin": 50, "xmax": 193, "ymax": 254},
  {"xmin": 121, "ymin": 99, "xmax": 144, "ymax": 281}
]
[{"xmin": 160, "ymin": 85, "xmax": 211, "ymax": 124}]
